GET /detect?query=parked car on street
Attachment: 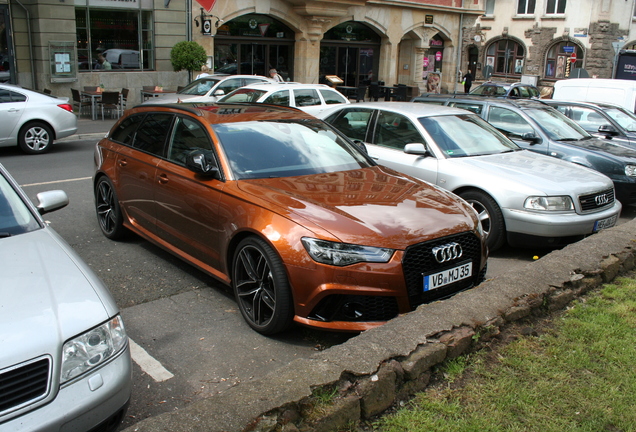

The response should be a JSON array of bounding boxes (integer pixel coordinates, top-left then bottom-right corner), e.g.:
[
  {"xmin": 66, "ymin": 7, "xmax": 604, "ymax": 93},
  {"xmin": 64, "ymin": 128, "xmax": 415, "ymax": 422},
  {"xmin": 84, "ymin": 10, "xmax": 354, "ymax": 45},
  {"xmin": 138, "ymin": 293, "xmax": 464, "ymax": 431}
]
[
  {"xmin": 319, "ymin": 102, "xmax": 621, "ymax": 251},
  {"xmin": 142, "ymin": 74, "xmax": 274, "ymax": 105},
  {"xmin": 0, "ymin": 163, "xmax": 131, "ymax": 431},
  {"xmin": 469, "ymin": 81, "xmax": 540, "ymax": 98},
  {"xmin": 218, "ymin": 82, "xmax": 350, "ymax": 116},
  {"xmin": 543, "ymin": 99, "xmax": 636, "ymax": 148},
  {"xmin": 0, "ymin": 83, "xmax": 77, "ymax": 154},
  {"xmin": 412, "ymin": 95, "xmax": 636, "ymax": 205},
  {"xmin": 93, "ymin": 102, "xmax": 488, "ymax": 334}
]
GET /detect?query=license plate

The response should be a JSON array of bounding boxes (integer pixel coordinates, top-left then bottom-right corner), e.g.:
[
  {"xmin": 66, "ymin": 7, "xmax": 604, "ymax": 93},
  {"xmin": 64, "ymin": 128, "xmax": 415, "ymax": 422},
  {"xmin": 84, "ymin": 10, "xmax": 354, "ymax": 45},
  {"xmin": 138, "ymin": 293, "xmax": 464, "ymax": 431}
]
[
  {"xmin": 593, "ymin": 214, "xmax": 617, "ymax": 232},
  {"xmin": 423, "ymin": 262, "xmax": 473, "ymax": 292}
]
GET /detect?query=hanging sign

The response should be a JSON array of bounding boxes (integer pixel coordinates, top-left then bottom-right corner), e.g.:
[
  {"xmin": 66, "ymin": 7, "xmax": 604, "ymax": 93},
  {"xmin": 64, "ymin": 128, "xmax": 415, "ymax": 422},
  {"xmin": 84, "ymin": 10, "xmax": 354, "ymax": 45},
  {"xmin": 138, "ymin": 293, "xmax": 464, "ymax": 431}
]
[{"xmin": 435, "ymin": 51, "xmax": 442, "ymax": 61}]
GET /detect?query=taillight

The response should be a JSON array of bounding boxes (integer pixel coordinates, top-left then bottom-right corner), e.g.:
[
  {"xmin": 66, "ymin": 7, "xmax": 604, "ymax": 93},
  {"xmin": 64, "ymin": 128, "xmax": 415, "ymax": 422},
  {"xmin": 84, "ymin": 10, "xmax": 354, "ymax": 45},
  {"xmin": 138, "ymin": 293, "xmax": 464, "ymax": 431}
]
[{"xmin": 58, "ymin": 103, "xmax": 73, "ymax": 113}]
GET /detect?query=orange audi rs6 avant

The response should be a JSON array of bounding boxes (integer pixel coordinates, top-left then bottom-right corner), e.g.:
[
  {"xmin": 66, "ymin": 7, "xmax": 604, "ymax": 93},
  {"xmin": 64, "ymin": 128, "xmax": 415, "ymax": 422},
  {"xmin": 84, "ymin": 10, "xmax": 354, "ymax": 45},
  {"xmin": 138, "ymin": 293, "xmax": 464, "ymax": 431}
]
[{"xmin": 93, "ymin": 103, "xmax": 488, "ymax": 334}]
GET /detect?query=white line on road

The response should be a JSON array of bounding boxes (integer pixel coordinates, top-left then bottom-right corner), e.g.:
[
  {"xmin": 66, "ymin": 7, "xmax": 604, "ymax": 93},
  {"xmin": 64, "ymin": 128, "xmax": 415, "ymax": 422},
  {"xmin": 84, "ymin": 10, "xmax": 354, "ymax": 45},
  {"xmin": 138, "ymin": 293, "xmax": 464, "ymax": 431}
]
[
  {"xmin": 129, "ymin": 339, "xmax": 174, "ymax": 382},
  {"xmin": 21, "ymin": 176, "xmax": 92, "ymax": 188}
]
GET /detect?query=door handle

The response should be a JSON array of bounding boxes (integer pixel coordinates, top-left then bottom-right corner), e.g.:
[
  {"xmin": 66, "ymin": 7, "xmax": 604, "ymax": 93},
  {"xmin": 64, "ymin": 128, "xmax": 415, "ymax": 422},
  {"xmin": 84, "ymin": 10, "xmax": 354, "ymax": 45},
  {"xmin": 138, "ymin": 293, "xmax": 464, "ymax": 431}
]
[
  {"xmin": 158, "ymin": 173, "xmax": 169, "ymax": 184},
  {"xmin": 118, "ymin": 159, "xmax": 128, "ymax": 167}
]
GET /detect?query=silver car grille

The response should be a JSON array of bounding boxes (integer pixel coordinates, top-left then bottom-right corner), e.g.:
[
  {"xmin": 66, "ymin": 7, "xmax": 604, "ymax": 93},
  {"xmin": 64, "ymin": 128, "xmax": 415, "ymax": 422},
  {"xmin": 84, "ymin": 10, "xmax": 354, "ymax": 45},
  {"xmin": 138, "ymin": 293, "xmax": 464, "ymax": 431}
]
[
  {"xmin": 578, "ymin": 188, "xmax": 615, "ymax": 213},
  {"xmin": 0, "ymin": 357, "xmax": 51, "ymax": 416}
]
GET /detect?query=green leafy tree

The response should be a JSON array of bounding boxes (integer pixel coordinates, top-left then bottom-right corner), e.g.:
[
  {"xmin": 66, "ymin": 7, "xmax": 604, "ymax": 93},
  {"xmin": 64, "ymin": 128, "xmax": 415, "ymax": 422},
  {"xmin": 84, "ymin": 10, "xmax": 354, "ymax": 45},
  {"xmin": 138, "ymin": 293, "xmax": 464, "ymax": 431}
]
[{"xmin": 170, "ymin": 41, "xmax": 207, "ymax": 72}]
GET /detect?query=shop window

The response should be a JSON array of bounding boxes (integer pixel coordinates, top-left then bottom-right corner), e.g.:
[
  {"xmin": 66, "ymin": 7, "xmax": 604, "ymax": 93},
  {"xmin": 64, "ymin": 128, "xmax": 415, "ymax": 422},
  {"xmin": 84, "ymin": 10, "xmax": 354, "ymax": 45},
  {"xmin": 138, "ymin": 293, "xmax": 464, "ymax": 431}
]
[
  {"xmin": 545, "ymin": 41, "xmax": 582, "ymax": 79},
  {"xmin": 546, "ymin": 0, "xmax": 566, "ymax": 14},
  {"xmin": 76, "ymin": 8, "xmax": 153, "ymax": 71},
  {"xmin": 485, "ymin": 39, "xmax": 525, "ymax": 76}
]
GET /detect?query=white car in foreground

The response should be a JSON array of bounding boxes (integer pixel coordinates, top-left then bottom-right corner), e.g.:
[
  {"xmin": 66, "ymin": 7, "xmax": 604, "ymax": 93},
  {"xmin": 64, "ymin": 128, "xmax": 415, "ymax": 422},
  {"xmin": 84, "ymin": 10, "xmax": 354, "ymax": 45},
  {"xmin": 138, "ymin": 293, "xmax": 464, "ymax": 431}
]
[
  {"xmin": 218, "ymin": 82, "xmax": 350, "ymax": 116},
  {"xmin": 0, "ymin": 83, "xmax": 77, "ymax": 154},
  {"xmin": 320, "ymin": 102, "xmax": 621, "ymax": 251}
]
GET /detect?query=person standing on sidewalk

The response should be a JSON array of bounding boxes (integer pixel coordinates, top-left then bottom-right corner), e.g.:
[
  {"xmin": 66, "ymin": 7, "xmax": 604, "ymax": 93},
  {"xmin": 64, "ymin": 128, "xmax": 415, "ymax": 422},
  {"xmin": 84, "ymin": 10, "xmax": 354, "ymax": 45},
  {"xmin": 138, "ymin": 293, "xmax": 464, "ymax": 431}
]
[{"xmin": 462, "ymin": 71, "xmax": 474, "ymax": 93}]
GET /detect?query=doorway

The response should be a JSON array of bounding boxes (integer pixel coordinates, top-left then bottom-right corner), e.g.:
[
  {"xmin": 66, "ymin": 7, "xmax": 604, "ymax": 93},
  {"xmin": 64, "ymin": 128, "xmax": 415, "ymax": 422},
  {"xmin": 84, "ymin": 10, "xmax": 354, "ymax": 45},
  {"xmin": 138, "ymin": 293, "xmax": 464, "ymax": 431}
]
[{"xmin": 0, "ymin": 5, "xmax": 14, "ymax": 84}]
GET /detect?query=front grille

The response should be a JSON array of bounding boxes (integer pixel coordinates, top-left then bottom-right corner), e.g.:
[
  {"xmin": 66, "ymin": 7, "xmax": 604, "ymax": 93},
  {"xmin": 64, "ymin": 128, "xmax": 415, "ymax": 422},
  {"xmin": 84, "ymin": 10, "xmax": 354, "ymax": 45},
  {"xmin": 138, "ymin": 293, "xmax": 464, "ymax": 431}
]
[
  {"xmin": 402, "ymin": 232, "xmax": 483, "ymax": 308},
  {"xmin": 579, "ymin": 188, "xmax": 615, "ymax": 212},
  {"xmin": 308, "ymin": 295, "xmax": 399, "ymax": 322},
  {"xmin": 0, "ymin": 358, "xmax": 50, "ymax": 415}
]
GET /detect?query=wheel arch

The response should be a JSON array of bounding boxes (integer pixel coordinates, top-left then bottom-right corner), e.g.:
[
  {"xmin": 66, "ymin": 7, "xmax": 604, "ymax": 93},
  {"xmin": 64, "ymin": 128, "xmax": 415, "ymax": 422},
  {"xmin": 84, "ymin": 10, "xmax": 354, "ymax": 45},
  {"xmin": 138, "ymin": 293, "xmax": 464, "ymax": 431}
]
[{"xmin": 19, "ymin": 119, "xmax": 57, "ymax": 141}]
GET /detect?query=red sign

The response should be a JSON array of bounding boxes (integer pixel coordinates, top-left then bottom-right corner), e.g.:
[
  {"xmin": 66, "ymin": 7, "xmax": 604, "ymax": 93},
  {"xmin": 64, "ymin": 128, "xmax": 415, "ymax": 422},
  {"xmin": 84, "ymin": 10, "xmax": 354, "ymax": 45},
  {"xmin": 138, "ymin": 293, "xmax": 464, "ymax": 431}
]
[
  {"xmin": 435, "ymin": 51, "xmax": 442, "ymax": 61},
  {"xmin": 422, "ymin": 57, "xmax": 429, "ymax": 68},
  {"xmin": 570, "ymin": 53, "xmax": 577, "ymax": 63},
  {"xmin": 195, "ymin": 0, "xmax": 216, "ymax": 12}
]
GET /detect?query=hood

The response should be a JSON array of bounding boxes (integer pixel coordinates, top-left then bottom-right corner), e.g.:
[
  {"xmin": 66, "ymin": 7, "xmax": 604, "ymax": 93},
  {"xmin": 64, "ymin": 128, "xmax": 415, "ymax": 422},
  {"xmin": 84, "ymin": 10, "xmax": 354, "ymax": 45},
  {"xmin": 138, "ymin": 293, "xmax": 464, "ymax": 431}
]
[
  {"xmin": 237, "ymin": 166, "xmax": 477, "ymax": 249},
  {"xmin": 446, "ymin": 150, "xmax": 612, "ymax": 195},
  {"xmin": 557, "ymin": 136, "xmax": 636, "ymax": 161},
  {"xmin": 0, "ymin": 228, "xmax": 112, "ymax": 368}
]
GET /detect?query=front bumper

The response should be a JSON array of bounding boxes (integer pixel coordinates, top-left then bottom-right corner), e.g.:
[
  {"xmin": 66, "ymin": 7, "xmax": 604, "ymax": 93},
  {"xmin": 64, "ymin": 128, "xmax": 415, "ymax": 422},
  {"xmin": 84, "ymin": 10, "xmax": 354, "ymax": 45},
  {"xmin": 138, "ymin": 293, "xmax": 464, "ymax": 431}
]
[
  {"xmin": 503, "ymin": 200, "xmax": 622, "ymax": 240},
  {"xmin": 1, "ymin": 345, "xmax": 132, "ymax": 432}
]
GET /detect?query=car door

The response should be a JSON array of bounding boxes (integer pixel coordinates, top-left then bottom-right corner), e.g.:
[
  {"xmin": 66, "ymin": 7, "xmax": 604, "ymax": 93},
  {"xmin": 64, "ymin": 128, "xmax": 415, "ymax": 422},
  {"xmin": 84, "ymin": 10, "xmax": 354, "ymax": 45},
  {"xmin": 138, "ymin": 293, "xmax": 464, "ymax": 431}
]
[
  {"xmin": 367, "ymin": 110, "xmax": 439, "ymax": 184},
  {"xmin": 155, "ymin": 116, "xmax": 225, "ymax": 273},
  {"xmin": 0, "ymin": 88, "xmax": 26, "ymax": 145},
  {"xmin": 111, "ymin": 112, "xmax": 174, "ymax": 235}
]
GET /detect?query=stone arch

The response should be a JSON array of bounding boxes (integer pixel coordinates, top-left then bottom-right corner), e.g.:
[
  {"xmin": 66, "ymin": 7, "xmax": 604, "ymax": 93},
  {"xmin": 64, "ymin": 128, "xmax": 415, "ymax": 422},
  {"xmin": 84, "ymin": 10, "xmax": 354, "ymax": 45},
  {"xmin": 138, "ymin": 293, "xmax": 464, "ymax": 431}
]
[
  {"xmin": 539, "ymin": 36, "xmax": 585, "ymax": 79},
  {"xmin": 482, "ymin": 35, "xmax": 529, "ymax": 79}
]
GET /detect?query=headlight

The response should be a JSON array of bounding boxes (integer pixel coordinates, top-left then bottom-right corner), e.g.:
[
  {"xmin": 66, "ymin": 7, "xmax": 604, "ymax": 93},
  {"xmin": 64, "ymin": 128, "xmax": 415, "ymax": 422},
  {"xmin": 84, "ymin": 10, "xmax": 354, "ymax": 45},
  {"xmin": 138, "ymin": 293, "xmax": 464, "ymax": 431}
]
[
  {"xmin": 301, "ymin": 237, "xmax": 394, "ymax": 266},
  {"xmin": 61, "ymin": 315, "xmax": 128, "ymax": 383},
  {"xmin": 524, "ymin": 196, "xmax": 574, "ymax": 211},
  {"xmin": 625, "ymin": 165, "xmax": 636, "ymax": 177}
]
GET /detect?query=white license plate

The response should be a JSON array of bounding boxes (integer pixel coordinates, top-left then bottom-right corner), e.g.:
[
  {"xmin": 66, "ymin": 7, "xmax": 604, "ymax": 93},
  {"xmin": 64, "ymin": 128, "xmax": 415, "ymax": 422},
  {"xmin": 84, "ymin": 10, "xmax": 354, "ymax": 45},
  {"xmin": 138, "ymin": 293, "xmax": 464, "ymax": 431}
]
[
  {"xmin": 423, "ymin": 262, "xmax": 473, "ymax": 292},
  {"xmin": 594, "ymin": 214, "xmax": 617, "ymax": 232}
]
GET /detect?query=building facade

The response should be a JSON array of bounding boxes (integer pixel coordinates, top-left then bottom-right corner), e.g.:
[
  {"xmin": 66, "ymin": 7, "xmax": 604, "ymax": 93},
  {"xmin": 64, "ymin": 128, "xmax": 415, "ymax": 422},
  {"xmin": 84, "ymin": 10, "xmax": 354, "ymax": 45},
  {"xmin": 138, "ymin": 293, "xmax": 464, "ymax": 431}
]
[{"xmin": 462, "ymin": 0, "xmax": 636, "ymax": 93}]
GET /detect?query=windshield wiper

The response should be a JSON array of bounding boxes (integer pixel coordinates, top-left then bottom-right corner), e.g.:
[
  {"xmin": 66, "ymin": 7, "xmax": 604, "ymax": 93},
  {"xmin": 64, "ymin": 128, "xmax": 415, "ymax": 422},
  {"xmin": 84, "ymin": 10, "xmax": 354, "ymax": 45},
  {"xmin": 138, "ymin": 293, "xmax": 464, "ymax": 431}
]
[
  {"xmin": 557, "ymin": 138, "xmax": 579, "ymax": 141},
  {"xmin": 0, "ymin": 232, "xmax": 11, "ymax": 238}
]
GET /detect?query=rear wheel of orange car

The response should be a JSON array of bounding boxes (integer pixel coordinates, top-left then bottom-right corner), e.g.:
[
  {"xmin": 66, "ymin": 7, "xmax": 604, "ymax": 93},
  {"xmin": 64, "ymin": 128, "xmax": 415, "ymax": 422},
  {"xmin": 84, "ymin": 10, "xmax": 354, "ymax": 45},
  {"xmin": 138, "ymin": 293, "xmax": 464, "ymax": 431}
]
[
  {"xmin": 95, "ymin": 177, "xmax": 127, "ymax": 240},
  {"xmin": 232, "ymin": 237, "xmax": 294, "ymax": 335}
]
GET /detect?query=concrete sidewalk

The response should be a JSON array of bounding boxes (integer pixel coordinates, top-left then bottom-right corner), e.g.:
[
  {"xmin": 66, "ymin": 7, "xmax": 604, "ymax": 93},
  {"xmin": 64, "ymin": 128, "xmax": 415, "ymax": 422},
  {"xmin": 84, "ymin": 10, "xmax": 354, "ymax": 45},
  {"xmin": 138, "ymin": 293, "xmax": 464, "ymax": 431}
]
[{"xmin": 58, "ymin": 117, "xmax": 118, "ymax": 142}]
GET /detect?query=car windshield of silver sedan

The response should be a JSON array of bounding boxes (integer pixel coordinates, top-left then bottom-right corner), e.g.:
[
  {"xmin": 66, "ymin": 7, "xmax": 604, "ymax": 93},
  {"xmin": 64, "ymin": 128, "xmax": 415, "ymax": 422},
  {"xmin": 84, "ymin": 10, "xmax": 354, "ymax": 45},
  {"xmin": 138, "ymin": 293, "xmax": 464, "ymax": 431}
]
[
  {"xmin": 0, "ymin": 175, "xmax": 40, "ymax": 236},
  {"xmin": 526, "ymin": 108, "xmax": 590, "ymax": 141},
  {"xmin": 418, "ymin": 114, "xmax": 519, "ymax": 158},
  {"xmin": 605, "ymin": 108, "xmax": 636, "ymax": 132},
  {"xmin": 219, "ymin": 88, "xmax": 268, "ymax": 103},
  {"xmin": 213, "ymin": 119, "xmax": 373, "ymax": 179},
  {"xmin": 179, "ymin": 78, "xmax": 223, "ymax": 96}
]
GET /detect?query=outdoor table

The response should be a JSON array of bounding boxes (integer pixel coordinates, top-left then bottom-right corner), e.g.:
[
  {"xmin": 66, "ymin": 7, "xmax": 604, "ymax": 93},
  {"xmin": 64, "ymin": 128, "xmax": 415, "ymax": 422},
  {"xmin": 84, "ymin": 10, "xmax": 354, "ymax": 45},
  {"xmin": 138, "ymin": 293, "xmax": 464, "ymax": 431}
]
[
  {"xmin": 81, "ymin": 90, "xmax": 103, "ymax": 121},
  {"xmin": 141, "ymin": 88, "xmax": 176, "ymax": 101}
]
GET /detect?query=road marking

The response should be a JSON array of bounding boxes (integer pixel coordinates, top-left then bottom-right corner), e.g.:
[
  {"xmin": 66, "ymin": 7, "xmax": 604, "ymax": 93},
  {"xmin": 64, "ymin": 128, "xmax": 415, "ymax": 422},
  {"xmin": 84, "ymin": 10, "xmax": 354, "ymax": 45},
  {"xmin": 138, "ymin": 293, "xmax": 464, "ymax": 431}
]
[
  {"xmin": 129, "ymin": 339, "xmax": 174, "ymax": 382},
  {"xmin": 21, "ymin": 176, "xmax": 92, "ymax": 188}
]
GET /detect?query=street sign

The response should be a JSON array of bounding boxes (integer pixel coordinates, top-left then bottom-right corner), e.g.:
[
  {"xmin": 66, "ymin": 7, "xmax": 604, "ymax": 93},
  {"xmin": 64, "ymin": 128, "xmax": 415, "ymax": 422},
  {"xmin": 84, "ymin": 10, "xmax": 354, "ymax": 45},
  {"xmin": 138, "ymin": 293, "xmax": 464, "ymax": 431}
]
[
  {"xmin": 562, "ymin": 46, "xmax": 575, "ymax": 53},
  {"xmin": 570, "ymin": 53, "xmax": 577, "ymax": 63}
]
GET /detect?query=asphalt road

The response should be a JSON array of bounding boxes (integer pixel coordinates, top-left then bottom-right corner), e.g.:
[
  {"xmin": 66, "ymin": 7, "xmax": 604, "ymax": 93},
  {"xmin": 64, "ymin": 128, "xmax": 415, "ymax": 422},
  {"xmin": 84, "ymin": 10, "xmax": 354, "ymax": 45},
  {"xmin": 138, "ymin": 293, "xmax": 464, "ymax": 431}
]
[{"xmin": 2, "ymin": 138, "xmax": 634, "ymax": 429}]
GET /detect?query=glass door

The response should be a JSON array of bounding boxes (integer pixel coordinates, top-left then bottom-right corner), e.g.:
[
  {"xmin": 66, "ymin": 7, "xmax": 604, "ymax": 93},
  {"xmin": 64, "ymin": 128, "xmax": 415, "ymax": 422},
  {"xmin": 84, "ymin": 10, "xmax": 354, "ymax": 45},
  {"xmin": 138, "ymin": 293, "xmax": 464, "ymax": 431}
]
[{"xmin": 0, "ymin": 5, "xmax": 14, "ymax": 83}]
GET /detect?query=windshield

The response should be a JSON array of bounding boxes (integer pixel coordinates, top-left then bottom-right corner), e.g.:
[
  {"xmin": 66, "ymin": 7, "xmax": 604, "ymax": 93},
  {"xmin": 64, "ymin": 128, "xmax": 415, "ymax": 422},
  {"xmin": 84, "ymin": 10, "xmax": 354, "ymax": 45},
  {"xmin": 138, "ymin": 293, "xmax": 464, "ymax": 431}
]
[
  {"xmin": 0, "ymin": 173, "xmax": 40, "ymax": 237},
  {"xmin": 525, "ymin": 108, "xmax": 589, "ymax": 141},
  {"xmin": 605, "ymin": 107, "xmax": 636, "ymax": 132},
  {"xmin": 213, "ymin": 119, "xmax": 374, "ymax": 179},
  {"xmin": 179, "ymin": 78, "xmax": 223, "ymax": 96},
  {"xmin": 419, "ymin": 114, "xmax": 519, "ymax": 158},
  {"xmin": 219, "ymin": 88, "xmax": 267, "ymax": 103}
]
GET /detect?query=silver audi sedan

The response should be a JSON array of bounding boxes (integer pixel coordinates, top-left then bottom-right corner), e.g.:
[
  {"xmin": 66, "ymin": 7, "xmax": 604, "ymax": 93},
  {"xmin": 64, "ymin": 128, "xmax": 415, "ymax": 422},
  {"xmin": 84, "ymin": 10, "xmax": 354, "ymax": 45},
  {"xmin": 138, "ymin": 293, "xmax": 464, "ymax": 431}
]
[
  {"xmin": 319, "ymin": 102, "xmax": 622, "ymax": 251},
  {"xmin": 0, "ymin": 163, "xmax": 131, "ymax": 431},
  {"xmin": 0, "ymin": 83, "xmax": 77, "ymax": 154}
]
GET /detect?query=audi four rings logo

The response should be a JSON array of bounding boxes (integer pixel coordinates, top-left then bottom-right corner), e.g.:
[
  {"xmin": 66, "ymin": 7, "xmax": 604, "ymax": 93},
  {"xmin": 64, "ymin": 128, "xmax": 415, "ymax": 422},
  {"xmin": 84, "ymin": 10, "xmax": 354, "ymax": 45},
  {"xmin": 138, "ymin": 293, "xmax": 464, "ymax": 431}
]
[
  {"xmin": 595, "ymin": 194, "xmax": 609, "ymax": 206},
  {"xmin": 432, "ymin": 242, "xmax": 463, "ymax": 263}
]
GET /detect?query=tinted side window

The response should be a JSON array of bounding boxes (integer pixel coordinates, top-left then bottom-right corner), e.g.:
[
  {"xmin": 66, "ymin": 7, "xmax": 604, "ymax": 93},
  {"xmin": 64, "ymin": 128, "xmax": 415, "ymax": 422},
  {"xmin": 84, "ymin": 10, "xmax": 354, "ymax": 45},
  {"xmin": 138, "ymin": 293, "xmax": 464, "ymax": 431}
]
[
  {"xmin": 487, "ymin": 107, "xmax": 534, "ymax": 136},
  {"xmin": 132, "ymin": 114, "xmax": 174, "ymax": 156},
  {"xmin": 264, "ymin": 90, "xmax": 290, "ymax": 106},
  {"xmin": 450, "ymin": 102, "xmax": 484, "ymax": 115},
  {"xmin": 374, "ymin": 111, "xmax": 425, "ymax": 149},
  {"xmin": 294, "ymin": 89, "xmax": 320, "ymax": 107},
  {"xmin": 167, "ymin": 117, "xmax": 213, "ymax": 165},
  {"xmin": 217, "ymin": 78, "xmax": 242, "ymax": 96},
  {"xmin": 110, "ymin": 113, "xmax": 146, "ymax": 144},
  {"xmin": 320, "ymin": 89, "xmax": 347, "ymax": 105},
  {"xmin": 9, "ymin": 91, "xmax": 26, "ymax": 102},
  {"xmin": 0, "ymin": 90, "xmax": 26, "ymax": 103},
  {"xmin": 326, "ymin": 109, "xmax": 372, "ymax": 141}
]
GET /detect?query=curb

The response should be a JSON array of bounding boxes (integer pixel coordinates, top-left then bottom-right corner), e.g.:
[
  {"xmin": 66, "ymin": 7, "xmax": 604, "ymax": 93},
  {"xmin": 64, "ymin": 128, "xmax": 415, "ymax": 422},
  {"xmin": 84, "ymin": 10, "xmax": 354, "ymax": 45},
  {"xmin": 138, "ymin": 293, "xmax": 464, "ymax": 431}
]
[
  {"xmin": 57, "ymin": 132, "xmax": 108, "ymax": 143},
  {"xmin": 122, "ymin": 218, "xmax": 636, "ymax": 432}
]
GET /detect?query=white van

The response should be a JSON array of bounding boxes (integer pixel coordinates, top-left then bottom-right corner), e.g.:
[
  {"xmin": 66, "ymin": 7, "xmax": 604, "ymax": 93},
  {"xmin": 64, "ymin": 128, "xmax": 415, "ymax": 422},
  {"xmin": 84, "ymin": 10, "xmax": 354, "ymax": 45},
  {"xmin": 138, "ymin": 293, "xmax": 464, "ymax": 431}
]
[{"xmin": 552, "ymin": 78, "xmax": 636, "ymax": 112}]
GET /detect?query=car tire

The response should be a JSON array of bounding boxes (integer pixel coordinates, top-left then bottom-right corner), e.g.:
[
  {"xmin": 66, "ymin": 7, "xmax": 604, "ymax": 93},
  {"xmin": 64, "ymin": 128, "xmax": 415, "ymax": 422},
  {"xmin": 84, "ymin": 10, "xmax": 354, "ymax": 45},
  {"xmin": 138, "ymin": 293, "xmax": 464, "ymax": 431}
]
[
  {"xmin": 460, "ymin": 190, "xmax": 506, "ymax": 252},
  {"xmin": 18, "ymin": 122, "xmax": 53, "ymax": 154},
  {"xmin": 232, "ymin": 236, "xmax": 294, "ymax": 335},
  {"xmin": 95, "ymin": 177, "xmax": 127, "ymax": 240}
]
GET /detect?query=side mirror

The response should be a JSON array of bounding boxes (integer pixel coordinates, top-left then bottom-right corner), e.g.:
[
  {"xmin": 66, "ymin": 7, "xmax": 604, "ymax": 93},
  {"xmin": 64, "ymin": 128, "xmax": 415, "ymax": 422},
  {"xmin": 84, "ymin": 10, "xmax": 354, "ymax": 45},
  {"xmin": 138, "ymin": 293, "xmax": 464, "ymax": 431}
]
[
  {"xmin": 598, "ymin": 124, "xmax": 619, "ymax": 137},
  {"xmin": 214, "ymin": 89, "xmax": 225, "ymax": 97},
  {"xmin": 521, "ymin": 132, "xmax": 541, "ymax": 144},
  {"xmin": 185, "ymin": 150, "xmax": 220, "ymax": 178},
  {"xmin": 404, "ymin": 143, "xmax": 431, "ymax": 156},
  {"xmin": 352, "ymin": 139, "xmax": 368, "ymax": 154},
  {"xmin": 36, "ymin": 190, "xmax": 69, "ymax": 215}
]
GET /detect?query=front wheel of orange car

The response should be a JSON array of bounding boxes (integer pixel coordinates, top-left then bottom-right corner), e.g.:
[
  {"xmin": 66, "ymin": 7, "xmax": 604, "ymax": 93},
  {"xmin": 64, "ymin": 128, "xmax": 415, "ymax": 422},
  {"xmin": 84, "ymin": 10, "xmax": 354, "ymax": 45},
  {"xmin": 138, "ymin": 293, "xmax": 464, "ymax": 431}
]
[{"xmin": 232, "ymin": 237, "xmax": 294, "ymax": 335}]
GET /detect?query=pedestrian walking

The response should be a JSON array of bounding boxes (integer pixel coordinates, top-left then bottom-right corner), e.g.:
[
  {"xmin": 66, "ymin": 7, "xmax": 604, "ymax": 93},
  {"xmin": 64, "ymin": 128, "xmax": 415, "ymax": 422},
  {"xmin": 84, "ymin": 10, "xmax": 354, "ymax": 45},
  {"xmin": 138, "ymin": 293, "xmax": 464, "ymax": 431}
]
[{"xmin": 462, "ymin": 71, "xmax": 474, "ymax": 93}]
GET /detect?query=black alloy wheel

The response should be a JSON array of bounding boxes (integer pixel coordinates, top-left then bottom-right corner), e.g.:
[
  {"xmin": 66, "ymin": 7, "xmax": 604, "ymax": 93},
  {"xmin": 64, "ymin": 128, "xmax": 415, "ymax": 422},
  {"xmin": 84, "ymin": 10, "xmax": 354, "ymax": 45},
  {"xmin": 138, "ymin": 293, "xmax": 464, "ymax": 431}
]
[{"xmin": 95, "ymin": 177, "xmax": 127, "ymax": 240}]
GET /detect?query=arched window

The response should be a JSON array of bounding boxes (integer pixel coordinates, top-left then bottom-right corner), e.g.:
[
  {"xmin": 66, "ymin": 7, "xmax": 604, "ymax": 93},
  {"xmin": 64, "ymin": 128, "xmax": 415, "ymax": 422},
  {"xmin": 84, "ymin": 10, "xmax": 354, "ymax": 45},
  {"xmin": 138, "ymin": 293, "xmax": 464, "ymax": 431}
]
[
  {"xmin": 485, "ymin": 39, "xmax": 525, "ymax": 77},
  {"xmin": 544, "ymin": 41, "xmax": 583, "ymax": 79}
]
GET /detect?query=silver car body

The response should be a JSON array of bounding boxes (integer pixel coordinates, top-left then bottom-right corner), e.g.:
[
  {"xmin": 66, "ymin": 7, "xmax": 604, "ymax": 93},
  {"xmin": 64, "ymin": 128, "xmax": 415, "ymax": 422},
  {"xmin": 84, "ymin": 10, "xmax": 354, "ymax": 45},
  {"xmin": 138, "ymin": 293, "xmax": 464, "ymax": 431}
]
[
  {"xmin": 143, "ymin": 74, "xmax": 275, "ymax": 105},
  {"xmin": 319, "ymin": 102, "xmax": 621, "ymax": 249},
  {"xmin": 0, "ymin": 164, "xmax": 131, "ymax": 431},
  {"xmin": 218, "ymin": 82, "xmax": 350, "ymax": 115},
  {"xmin": 0, "ymin": 83, "xmax": 77, "ymax": 148}
]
